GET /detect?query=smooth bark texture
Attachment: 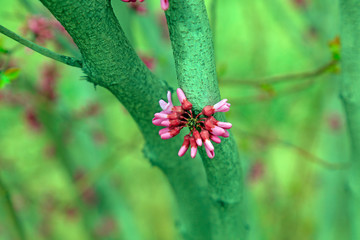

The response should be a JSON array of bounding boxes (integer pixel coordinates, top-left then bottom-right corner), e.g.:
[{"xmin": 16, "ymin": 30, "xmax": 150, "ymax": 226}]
[
  {"xmin": 166, "ymin": 1, "xmax": 245, "ymax": 239},
  {"xmin": 339, "ymin": 1, "xmax": 360, "ymax": 239}
]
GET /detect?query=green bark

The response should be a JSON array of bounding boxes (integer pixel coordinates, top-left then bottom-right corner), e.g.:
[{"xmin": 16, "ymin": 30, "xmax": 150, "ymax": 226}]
[
  {"xmin": 17, "ymin": 0, "xmax": 247, "ymax": 238},
  {"xmin": 165, "ymin": 1, "xmax": 245, "ymax": 239},
  {"xmin": 339, "ymin": 1, "xmax": 360, "ymax": 239},
  {"xmin": 38, "ymin": 0, "xmax": 212, "ymax": 239}
]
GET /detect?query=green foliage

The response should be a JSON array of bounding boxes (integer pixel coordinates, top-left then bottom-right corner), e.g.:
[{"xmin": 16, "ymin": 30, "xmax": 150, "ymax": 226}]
[
  {"xmin": 329, "ymin": 36, "xmax": 341, "ymax": 61},
  {"xmin": 0, "ymin": 68, "xmax": 20, "ymax": 88},
  {"xmin": 0, "ymin": 38, "xmax": 8, "ymax": 54}
]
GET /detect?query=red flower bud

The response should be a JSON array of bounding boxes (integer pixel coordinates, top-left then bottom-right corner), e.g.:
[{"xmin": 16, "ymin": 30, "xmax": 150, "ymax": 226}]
[
  {"xmin": 192, "ymin": 129, "xmax": 202, "ymax": 146},
  {"xmin": 202, "ymin": 105, "xmax": 215, "ymax": 116}
]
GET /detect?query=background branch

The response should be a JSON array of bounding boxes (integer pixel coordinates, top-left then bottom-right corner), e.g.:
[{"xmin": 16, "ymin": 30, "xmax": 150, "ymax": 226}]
[
  {"xmin": 220, "ymin": 60, "xmax": 337, "ymax": 86},
  {"xmin": 231, "ymin": 78, "xmax": 322, "ymax": 105},
  {"xmin": 236, "ymin": 128, "xmax": 350, "ymax": 170}
]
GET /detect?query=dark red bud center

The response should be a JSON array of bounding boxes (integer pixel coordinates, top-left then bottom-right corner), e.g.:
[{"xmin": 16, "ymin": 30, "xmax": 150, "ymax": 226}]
[
  {"xmin": 202, "ymin": 105, "xmax": 215, "ymax": 116},
  {"xmin": 181, "ymin": 99, "xmax": 193, "ymax": 111}
]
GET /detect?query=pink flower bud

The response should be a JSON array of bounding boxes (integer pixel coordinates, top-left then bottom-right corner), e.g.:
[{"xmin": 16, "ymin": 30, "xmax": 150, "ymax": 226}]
[
  {"xmin": 159, "ymin": 127, "xmax": 170, "ymax": 135},
  {"xmin": 217, "ymin": 121, "xmax": 232, "ymax": 129},
  {"xmin": 210, "ymin": 135, "xmax": 221, "ymax": 143},
  {"xmin": 154, "ymin": 112, "xmax": 179, "ymax": 120},
  {"xmin": 213, "ymin": 99, "xmax": 230, "ymax": 112},
  {"xmin": 160, "ymin": 126, "xmax": 182, "ymax": 139},
  {"xmin": 205, "ymin": 144, "xmax": 215, "ymax": 159},
  {"xmin": 160, "ymin": 119, "xmax": 182, "ymax": 127},
  {"xmin": 178, "ymin": 135, "xmax": 190, "ymax": 157},
  {"xmin": 192, "ymin": 130, "xmax": 202, "ymax": 146},
  {"xmin": 208, "ymin": 116, "xmax": 232, "ymax": 129},
  {"xmin": 221, "ymin": 130, "xmax": 230, "ymax": 138},
  {"xmin": 200, "ymin": 130, "xmax": 214, "ymax": 151},
  {"xmin": 176, "ymin": 88, "xmax": 193, "ymax": 111},
  {"xmin": 202, "ymin": 105, "xmax": 215, "ymax": 116},
  {"xmin": 159, "ymin": 91, "xmax": 173, "ymax": 113},
  {"xmin": 161, "ymin": 0, "xmax": 169, "ymax": 11},
  {"xmin": 202, "ymin": 99, "xmax": 231, "ymax": 116},
  {"xmin": 189, "ymin": 137, "xmax": 197, "ymax": 158},
  {"xmin": 172, "ymin": 106, "xmax": 184, "ymax": 115},
  {"xmin": 152, "ymin": 117, "xmax": 164, "ymax": 126},
  {"xmin": 205, "ymin": 118, "xmax": 226, "ymax": 136}
]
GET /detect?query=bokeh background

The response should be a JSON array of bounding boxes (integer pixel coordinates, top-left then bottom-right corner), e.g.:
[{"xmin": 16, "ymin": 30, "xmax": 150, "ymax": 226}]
[{"xmin": 0, "ymin": 0, "xmax": 350, "ymax": 239}]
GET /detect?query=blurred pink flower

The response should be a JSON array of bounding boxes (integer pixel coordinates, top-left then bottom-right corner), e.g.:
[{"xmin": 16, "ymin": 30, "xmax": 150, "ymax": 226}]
[
  {"xmin": 73, "ymin": 169, "xmax": 98, "ymax": 206},
  {"xmin": 248, "ymin": 161, "xmax": 265, "ymax": 183},
  {"xmin": 129, "ymin": 2, "xmax": 147, "ymax": 14},
  {"xmin": 24, "ymin": 108, "xmax": 42, "ymax": 131},
  {"xmin": 39, "ymin": 63, "xmax": 60, "ymax": 101},
  {"xmin": 95, "ymin": 217, "xmax": 118, "ymax": 238},
  {"xmin": 327, "ymin": 113, "xmax": 342, "ymax": 132},
  {"xmin": 292, "ymin": 0, "xmax": 307, "ymax": 8},
  {"xmin": 22, "ymin": 16, "xmax": 54, "ymax": 45},
  {"xmin": 140, "ymin": 55, "xmax": 156, "ymax": 70}
]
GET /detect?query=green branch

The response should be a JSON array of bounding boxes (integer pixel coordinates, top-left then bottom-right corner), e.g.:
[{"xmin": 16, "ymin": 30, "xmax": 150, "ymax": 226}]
[
  {"xmin": 221, "ymin": 60, "xmax": 337, "ymax": 86},
  {"xmin": 38, "ymin": 0, "xmax": 212, "ymax": 239},
  {"xmin": 235, "ymin": 128, "xmax": 350, "ymax": 170},
  {"xmin": 0, "ymin": 24, "xmax": 82, "ymax": 68},
  {"xmin": 232, "ymin": 77, "xmax": 328, "ymax": 105},
  {"xmin": 166, "ymin": 1, "xmax": 245, "ymax": 239},
  {"xmin": 339, "ymin": 1, "xmax": 360, "ymax": 239}
]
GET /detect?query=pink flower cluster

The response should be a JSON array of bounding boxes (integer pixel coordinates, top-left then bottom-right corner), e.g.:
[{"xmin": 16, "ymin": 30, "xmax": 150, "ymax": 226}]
[
  {"xmin": 121, "ymin": 0, "xmax": 169, "ymax": 11},
  {"xmin": 153, "ymin": 88, "xmax": 232, "ymax": 159}
]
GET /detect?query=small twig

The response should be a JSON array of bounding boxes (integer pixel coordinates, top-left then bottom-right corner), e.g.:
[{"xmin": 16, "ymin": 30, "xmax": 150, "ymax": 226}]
[
  {"xmin": 230, "ymin": 60, "xmax": 339, "ymax": 105},
  {"xmin": 236, "ymin": 128, "xmax": 350, "ymax": 170},
  {"xmin": 220, "ymin": 60, "xmax": 337, "ymax": 86},
  {"xmin": 232, "ymin": 78, "xmax": 318, "ymax": 105},
  {"xmin": 0, "ymin": 24, "xmax": 82, "ymax": 68}
]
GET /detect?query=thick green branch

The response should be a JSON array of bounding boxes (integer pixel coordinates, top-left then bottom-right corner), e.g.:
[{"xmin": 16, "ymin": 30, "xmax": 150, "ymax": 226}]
[
  {"xmin": 0, "ymin": 24, "xmax": 82, "ymax": 68},
  {"xmin": 339, "ymin": 1, "xmax": 360, "ymax": 240},
  {"xmin": 38, "ymin": 0, "xmax": 212, "ymax": 239},
  {"xmin": 166, "ymin": 1, "xmax": 245, "ymax": 239}
]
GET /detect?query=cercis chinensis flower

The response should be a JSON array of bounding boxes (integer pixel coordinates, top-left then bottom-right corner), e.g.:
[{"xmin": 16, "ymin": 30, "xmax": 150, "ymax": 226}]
[{"xmin": 152, "ymin": 88, "xmax": 232, "ymax": 159}]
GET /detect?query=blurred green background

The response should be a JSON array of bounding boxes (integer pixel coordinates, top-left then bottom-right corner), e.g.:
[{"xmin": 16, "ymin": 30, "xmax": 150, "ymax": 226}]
[{"xmin": 0, "ymin": 0, "xmax": 351, "ymax": 239}]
